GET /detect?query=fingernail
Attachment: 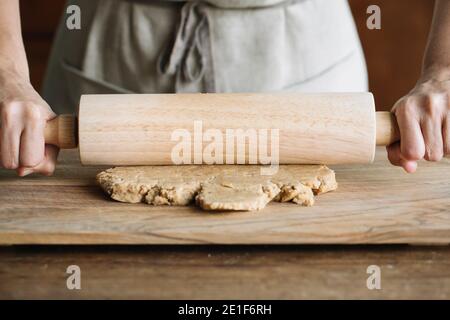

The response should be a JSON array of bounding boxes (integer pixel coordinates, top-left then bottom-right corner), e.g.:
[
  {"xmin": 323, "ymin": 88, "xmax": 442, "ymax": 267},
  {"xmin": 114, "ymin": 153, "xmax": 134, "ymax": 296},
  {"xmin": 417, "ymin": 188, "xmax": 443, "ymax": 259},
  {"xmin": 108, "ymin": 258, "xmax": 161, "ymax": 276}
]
[
  {"xmin": 404, "ymin": 161, "xmax": 417, "ymax": 173},
  {"xmin": 21, "ymin": 169, "xmax": 34, "ymax": 177}
]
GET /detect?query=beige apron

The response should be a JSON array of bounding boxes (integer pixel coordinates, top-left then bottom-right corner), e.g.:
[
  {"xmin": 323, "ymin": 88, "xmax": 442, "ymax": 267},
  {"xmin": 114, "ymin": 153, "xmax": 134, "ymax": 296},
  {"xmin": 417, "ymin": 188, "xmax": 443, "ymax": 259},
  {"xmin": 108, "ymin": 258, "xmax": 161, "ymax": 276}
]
[{"xmin": 42, "ymin": 0, "xmax": 368, "ymax": 114}]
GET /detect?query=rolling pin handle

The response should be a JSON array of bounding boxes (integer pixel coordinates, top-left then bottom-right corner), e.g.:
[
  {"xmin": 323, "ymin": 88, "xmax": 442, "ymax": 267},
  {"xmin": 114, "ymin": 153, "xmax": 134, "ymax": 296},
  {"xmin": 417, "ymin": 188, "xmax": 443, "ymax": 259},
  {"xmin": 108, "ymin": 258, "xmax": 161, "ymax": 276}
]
[
  {"xmin": 376, "ymin": 111, "xmax": 400, "ymax": 146},
  {"xmin": 44, "ymin": 114, "xmax": 78, "ymax": 149}
]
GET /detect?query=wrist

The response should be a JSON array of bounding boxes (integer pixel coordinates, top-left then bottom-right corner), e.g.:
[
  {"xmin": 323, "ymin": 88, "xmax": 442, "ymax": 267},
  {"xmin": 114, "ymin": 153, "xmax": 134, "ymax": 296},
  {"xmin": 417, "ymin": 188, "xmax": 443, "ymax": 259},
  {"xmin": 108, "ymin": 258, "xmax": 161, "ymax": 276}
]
[
  {"xmin": 420, "ymin": 65, "xmax": 450, "ymax": 82},
  {"xmin": 0, "ymin": 47, "xmax": 30, "ymax": 83},
  {"xmin": 0, "ymin": 61, "xmax": 30, "ymax": 88}
]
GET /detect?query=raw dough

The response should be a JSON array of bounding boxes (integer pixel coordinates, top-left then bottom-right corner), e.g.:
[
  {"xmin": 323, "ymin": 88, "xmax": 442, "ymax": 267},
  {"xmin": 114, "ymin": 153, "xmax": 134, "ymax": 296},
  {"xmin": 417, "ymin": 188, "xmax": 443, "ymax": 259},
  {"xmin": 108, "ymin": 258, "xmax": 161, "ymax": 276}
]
[{"xmin": 96, "ymin": 165, "xmax": 337, "ymax": 211}]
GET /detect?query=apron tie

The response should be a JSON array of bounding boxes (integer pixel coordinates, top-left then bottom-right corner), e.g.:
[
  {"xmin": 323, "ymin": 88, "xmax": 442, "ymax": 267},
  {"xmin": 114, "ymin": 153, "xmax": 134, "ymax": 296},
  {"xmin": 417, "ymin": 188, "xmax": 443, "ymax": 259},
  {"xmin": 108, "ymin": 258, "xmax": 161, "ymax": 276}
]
[{"xmin": 157, "ymin": 1, "xmax": 213, "ymax": 92}]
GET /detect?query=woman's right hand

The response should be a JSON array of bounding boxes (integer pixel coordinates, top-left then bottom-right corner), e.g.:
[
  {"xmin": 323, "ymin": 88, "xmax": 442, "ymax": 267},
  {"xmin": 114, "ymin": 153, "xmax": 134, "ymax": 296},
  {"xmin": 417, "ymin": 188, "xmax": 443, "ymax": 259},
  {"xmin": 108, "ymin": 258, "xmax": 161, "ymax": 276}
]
[{"xmin": 0, "ymin": 70, "xmax": 58, "ymax": 176}]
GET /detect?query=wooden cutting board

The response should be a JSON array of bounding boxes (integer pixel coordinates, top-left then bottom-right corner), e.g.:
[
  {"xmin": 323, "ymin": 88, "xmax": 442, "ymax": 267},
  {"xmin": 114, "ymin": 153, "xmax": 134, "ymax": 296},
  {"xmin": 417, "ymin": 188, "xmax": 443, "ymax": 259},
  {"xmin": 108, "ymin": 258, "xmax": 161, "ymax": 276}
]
[{"xmin": 1, "ymin": 147, "xmax": 450, "ymax": 245}]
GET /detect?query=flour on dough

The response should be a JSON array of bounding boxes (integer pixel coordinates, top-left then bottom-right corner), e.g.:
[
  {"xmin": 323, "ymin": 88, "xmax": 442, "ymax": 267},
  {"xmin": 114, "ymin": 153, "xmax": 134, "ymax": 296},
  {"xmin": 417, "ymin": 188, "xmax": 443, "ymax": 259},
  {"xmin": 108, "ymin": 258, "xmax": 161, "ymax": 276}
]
[{"xmin": 96, "ymin": 165, "xmax": 337, "ymax": 211}]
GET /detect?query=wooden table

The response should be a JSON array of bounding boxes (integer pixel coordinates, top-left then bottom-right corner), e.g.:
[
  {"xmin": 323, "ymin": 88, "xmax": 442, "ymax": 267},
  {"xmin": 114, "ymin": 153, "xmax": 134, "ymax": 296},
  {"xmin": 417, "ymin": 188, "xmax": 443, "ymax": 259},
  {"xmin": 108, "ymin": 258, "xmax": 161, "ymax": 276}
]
[
  {"xmin": 1, "ymin": 147, "xmax": 450, "ymax": 245},
  {"xmin": 1, "ymin": 147, "xmax": 450, "ymax": 299},
  {"xmin": 1, "ymin": 245, "xmax": 450, "ymax": 299}
]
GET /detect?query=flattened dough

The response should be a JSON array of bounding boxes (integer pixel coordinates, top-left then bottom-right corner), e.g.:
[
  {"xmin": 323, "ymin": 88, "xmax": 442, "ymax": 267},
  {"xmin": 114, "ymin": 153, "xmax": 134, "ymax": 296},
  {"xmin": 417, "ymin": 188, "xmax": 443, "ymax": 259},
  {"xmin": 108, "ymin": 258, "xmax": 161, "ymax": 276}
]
[{"xmin": 96, "ymin": 165, "xmax": 337, "ymax": 211}]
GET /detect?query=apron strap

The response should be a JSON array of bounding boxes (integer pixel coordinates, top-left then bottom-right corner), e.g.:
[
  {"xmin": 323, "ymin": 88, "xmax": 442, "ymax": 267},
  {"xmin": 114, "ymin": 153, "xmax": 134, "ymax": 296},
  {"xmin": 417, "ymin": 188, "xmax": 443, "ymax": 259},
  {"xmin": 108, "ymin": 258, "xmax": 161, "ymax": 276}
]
[{"xmin": 157, "ymin": 1, "xmax": 214, "ymax": 92}]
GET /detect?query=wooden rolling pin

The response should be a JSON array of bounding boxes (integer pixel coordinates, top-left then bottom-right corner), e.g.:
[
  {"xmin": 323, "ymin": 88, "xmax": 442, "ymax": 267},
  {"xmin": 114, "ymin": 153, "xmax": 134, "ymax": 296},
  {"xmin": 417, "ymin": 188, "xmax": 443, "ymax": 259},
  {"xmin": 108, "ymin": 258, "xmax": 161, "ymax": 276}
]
[{"xmin": 44, "ymin": 92, "xmax": 399, "ymax": 165}]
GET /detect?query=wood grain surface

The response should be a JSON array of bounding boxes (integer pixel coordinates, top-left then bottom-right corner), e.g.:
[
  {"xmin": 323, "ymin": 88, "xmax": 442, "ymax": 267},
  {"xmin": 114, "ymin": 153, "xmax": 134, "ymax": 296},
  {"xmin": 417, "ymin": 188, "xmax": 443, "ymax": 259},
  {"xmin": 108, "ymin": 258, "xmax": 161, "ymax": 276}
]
[
  {"xmin": 0, "ymin": 147, "xmax": 450, "ymax": 245},
  {"xmin": 1, "ymin": 245, "xmax": 450, "ymax": 299},
  {"xmin": 77, "ymin": 93, "xmax": 376, "ymax": 165}
]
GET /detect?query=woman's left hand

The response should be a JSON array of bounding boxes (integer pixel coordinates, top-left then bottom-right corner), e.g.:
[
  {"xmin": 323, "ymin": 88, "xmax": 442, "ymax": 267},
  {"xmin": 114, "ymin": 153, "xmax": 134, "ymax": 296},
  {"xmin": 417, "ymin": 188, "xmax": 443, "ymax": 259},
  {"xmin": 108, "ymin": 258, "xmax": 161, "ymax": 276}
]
[{"xmin": 387, "ymin": 72, "xmax": 450, "ymax": 173}]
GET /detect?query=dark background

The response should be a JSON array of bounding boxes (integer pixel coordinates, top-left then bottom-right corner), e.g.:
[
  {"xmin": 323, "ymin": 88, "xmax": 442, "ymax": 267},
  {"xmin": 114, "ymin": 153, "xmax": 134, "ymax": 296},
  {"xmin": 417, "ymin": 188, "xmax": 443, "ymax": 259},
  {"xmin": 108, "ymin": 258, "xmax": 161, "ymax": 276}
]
[{"xmin": 19, "ymin": 0, "xmax": 436, "ymax": 111}]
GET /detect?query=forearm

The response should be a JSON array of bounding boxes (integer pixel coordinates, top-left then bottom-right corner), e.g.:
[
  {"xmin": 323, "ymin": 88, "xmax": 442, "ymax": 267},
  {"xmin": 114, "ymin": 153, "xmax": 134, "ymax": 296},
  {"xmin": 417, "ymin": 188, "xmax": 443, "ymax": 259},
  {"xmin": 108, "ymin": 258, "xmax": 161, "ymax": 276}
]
[
  {"xmin": 387, "ymin": 0, "xmax": 450, "ymax": 172},
  {"xmin": 422, "ymin": 0, "xmax": 450, "ymax": 80},
  {"xmin": 0, "ymin": 0, "xmax": 29, "ymax": 80}
]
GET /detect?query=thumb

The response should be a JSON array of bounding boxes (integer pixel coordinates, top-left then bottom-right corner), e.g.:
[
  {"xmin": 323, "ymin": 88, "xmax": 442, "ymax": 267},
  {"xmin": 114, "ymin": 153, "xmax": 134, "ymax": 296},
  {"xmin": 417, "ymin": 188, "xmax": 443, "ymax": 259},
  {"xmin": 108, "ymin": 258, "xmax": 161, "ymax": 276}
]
[
  {"xmin": 17, "ymin": 144, "xmax": 59, "ymax": 177},
  {"xmin": 387, "ymin": 142, "xmax": 418, "ymax": 173}
]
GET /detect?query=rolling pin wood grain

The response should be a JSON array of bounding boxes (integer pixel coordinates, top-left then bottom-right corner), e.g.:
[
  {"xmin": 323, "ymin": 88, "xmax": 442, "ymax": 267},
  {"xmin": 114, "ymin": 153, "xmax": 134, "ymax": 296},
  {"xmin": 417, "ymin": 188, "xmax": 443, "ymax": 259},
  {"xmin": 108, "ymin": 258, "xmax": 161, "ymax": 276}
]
[{"xmin": 43, "ymin": 92, "xmax": 400, "ymax": 165}]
